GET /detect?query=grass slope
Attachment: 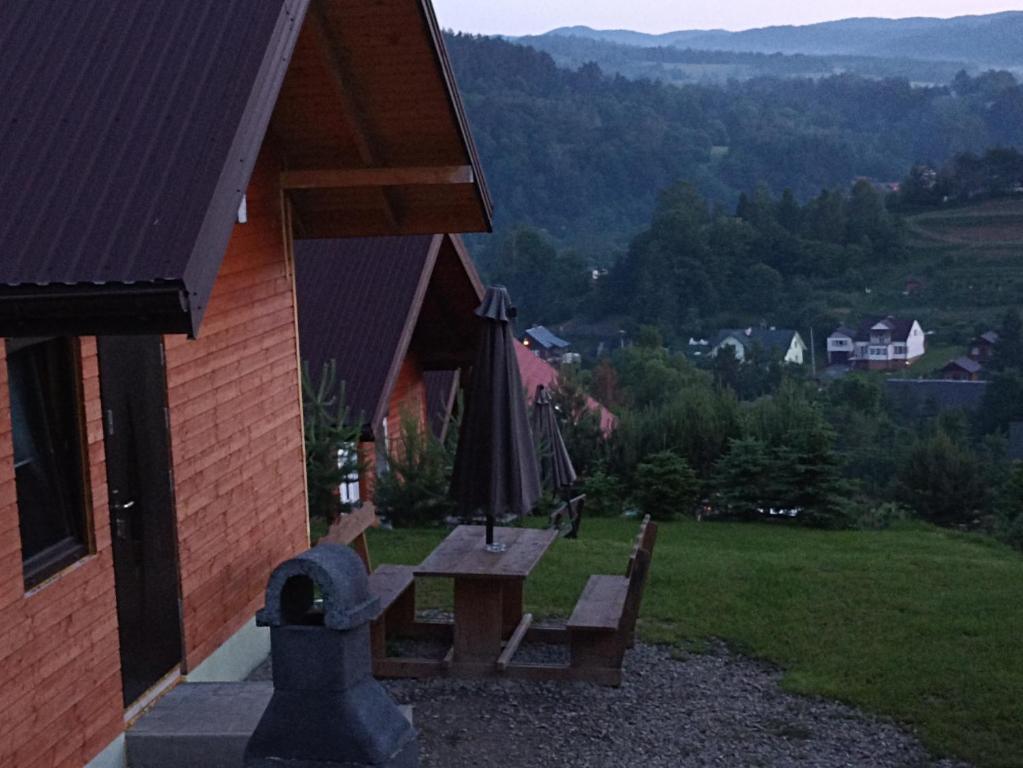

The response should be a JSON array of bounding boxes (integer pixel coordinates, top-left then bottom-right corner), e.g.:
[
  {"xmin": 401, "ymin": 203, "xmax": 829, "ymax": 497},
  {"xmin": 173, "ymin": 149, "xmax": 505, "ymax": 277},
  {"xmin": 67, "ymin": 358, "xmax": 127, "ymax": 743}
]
[{"xmin": 366, "ymin": 518, "xmax": 1023, "ymax": 768}]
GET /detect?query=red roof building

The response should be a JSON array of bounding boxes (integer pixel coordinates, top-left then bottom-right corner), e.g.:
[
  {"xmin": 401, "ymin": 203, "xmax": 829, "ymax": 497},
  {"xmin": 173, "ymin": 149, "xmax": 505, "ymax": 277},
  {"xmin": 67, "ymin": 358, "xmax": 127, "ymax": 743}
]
[{"xmin": 514, "ymin": 341, "xmax": 616, "ymax": 435}]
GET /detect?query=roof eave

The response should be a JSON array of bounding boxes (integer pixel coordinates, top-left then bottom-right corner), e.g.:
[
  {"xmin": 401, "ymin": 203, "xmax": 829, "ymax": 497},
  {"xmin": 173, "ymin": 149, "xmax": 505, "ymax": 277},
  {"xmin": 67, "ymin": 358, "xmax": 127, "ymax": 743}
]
[
  {"xmin": 0, "ymin": 283, "xmax": 192, "ymax": 337},
  {"xmin": 416, "ymin": 0, "xmax": 494, "ymax": 228}
]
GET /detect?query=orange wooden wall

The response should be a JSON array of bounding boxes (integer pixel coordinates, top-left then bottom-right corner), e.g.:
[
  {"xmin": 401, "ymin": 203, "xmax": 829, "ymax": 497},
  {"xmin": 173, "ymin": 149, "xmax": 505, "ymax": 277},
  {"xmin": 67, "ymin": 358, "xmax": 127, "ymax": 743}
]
[
  {"xmin": 0, "ymin": 339, "xmax": 125, "ymax": 768},
  {"xmin": 358, "ymin": 353, "xmax": 428, "ymax": 502},
  {"xmin": 165, "ymin": 146, "xmax": 309, "ymax": 670},
  {"xmin": 0, "ymin": 146, "xmax": 310, "ymax": 767}
]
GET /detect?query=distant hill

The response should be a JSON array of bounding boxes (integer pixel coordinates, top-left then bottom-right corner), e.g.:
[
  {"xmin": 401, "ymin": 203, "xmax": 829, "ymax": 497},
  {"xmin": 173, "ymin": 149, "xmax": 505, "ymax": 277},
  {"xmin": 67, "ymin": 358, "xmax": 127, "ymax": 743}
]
[
  {"xmin": 445, "ymin": 33, "xmax": 1023, "ymax": 260},
  {"xmin": 541, "ymin": 13, "xmax": 1023, "ymax": 67},
  {"xmin": 518, "ymin": 34, "xmax": 973, "ymax": 86}
]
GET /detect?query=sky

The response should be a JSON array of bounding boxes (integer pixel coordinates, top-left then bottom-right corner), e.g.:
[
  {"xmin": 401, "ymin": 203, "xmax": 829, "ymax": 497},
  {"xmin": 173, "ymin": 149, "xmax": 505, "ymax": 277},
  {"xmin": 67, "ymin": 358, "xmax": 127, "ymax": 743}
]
[{"xmin": 432, "ymin": 1, "xmax": 1023, "ymax": 37}]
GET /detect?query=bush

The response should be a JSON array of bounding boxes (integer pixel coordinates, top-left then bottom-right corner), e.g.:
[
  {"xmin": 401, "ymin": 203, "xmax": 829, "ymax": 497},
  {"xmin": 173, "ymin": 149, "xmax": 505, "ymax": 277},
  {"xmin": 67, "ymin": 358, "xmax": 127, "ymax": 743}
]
[
  {"xmin": 852, "ymin": 501, "xmax": 910, "ymax": 530},
  {"xmin": 374, "ymin": 411, "xmax": 457, "ymax": 527},
  {"xmin": 896, "ymin": 431, "xmax": 988, "ymax": 526},
  {"xmin": 996, "ymin": 464, "xmax": 1023, "ymax": 549},
  {"xmin": 578, "ymin": 467, "xmax": 625, "ymax": 517},
  {"xmin": 633, "ymin": 450, "xmax": 699, "ymax": 520}
]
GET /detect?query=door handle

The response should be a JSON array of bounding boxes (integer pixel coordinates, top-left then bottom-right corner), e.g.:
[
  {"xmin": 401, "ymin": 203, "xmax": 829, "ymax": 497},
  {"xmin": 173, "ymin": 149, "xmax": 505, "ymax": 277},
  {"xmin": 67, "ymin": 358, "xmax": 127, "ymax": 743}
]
[{"xmin": 112, "ymin": 500, "xmax": 136, "ymax": 540}]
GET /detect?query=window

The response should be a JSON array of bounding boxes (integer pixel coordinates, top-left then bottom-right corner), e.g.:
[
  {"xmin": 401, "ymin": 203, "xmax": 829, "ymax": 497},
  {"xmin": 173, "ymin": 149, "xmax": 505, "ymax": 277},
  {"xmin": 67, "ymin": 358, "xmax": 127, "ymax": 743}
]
[
  {"xmin": 336, "ymin": 443, "xmax": 360, "ymax": 505},
  {"xmin": 7, "ymin": 337, "xmax": 90, "ymax": 588}
]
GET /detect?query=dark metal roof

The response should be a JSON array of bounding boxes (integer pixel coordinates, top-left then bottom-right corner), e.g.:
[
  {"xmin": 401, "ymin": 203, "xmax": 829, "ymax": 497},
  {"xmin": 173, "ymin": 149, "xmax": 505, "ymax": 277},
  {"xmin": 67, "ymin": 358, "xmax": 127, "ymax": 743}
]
[
  {"xmin": 296, "ymin": 234, "xmax": 484, "ymax": 436},
  {"xmin": 713, "ymin": 328, "xmax": 802, "ymax": 355},
  {"xmin": 0, "ymin": 0, "xmax": 308, "ymax": 336},
  {"xmin": 852, "ymin": 316, "xmax": 918, "ymax": 342},
  {"xmin": 943, "ymin": 356, "xmax": 983, "ymax": 374},
  {"xmin": 524, "ymin": 326, "xmax": 571, "ymax": 350},
  {"xmin": 296, "ymin": 235, "xmax": 439, "ymax": 432}
]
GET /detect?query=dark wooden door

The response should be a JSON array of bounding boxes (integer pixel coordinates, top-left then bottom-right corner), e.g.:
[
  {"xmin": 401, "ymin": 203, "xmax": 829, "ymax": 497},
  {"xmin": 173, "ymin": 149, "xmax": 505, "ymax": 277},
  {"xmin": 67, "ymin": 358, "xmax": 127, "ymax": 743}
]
[{"xmin": 98, "ymin": 336, "xmax": 182, "ymax": 706}]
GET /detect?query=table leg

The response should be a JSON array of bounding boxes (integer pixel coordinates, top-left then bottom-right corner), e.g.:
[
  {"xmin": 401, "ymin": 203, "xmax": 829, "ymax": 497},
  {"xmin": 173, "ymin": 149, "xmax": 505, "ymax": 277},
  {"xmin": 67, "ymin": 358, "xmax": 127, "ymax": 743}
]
[
  {"xmin": 453, "ymin": 578, "xmax": 504, "ymax": 664},
  {"xmin": 502, "ymin": 580, "xmax": 524, "ymax": 635}
]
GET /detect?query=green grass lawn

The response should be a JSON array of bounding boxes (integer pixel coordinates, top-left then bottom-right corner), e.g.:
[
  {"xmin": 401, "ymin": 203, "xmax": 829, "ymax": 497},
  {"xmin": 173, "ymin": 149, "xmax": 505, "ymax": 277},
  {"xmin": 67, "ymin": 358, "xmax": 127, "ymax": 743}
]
[{"xmin": 364, "ymin": 518, "xmax": 1023, "ymax": 768}]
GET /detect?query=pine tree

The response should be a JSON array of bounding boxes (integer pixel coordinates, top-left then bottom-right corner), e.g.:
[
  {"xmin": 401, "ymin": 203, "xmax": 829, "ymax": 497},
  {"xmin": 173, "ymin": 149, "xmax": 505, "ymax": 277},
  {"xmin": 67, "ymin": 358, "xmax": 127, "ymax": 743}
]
[{"xmin": 302, "ymin": 360, "xmax": 362, "ymax": 524}]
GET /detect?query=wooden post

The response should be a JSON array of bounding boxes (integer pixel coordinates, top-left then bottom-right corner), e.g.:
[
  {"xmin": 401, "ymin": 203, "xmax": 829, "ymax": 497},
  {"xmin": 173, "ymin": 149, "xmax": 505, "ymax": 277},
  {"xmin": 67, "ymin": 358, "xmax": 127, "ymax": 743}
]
[{"xmin": 452, "ymin": 578, "xmax": 504, "ymax": 664}]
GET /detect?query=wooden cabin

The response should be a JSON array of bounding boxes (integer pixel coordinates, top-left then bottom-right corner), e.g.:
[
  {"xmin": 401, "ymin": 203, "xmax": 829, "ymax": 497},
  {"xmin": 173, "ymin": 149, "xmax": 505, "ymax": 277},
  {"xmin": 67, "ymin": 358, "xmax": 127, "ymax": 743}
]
[
  {"xmin": 295, "ymin": 235, "xmax": 484, "ymax": 503},
  {"xmin": 941, "ymin": 356, "xmax": 983, "ymax": 381},
  {"xmin": 0, "ymin": 2, "xmax": 491, "ymax": 766}
]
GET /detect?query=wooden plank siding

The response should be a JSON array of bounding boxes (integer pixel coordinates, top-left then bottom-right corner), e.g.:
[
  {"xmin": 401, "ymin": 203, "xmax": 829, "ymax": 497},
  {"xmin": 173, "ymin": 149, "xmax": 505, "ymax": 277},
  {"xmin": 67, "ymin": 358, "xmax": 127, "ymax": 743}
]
[
  {"xmin": 358, "ymin": 352, "xmax": 429, "ymax": 503},
  {"xmin": 0, "ymin": 338, "xmax": 126, "ymax": 768},
  {"xmin": 0, "ymin": 144, "xmax": 309, "ymax": 768},
  {"xmin": 165, "ymin": 145, "xmax": 309, "ymax": 671}
]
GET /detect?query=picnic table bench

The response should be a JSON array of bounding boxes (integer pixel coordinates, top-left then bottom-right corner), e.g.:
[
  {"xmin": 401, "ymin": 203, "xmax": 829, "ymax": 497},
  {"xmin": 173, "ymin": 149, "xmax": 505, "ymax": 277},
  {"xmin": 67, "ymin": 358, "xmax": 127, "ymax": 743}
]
[
  {"xmin": 549, "ymin": 494, "xmax": 585, "ymax": 539},
  {"xmin": 321, "ymin": 506, "xmax": 657, "ymax": 686},
  {"xmin": 504, "ymin": 515, "xmax": 658, "ymax": 686}
]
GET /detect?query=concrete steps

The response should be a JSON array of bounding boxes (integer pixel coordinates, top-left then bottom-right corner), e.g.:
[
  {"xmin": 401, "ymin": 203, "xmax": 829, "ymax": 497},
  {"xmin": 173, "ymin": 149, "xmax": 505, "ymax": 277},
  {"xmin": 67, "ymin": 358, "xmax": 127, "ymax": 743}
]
[{"xmin": 126, "ymin": 682, "xmax": 413, "ymax": 768}]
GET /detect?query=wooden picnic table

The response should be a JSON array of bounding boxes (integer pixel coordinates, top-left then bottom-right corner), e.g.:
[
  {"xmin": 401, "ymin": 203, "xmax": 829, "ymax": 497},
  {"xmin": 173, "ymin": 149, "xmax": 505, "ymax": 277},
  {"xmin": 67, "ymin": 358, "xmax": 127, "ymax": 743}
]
[{"xmin": 414, "ymin": 525, "xmax": 558, "ymax": 671}]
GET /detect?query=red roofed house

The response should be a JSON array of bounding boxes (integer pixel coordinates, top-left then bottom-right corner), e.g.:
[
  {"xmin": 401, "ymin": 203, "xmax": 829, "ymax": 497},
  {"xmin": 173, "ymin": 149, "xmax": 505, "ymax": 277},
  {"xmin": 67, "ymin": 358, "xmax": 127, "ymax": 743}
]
[
  {"xmin": 514, "ymin": 341, "xmax": 616, "ymax": 435},
  {"xmin": 0, "ymin": 2, "xmax": 491, "ymax": 766},
  {"xmin": 295, "ymin": 235, "xmax": 484, "ymax": 503}
]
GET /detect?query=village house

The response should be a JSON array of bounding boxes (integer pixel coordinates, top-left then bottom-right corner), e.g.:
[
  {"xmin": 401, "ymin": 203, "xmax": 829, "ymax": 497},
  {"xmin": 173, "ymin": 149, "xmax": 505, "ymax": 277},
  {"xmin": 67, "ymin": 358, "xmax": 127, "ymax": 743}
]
[
  {"xmin": 941, "ymin": 356, "xmax": 984, "ymax": 381},
  {"xmin": 710, "ymin": 328, "xmax": 807, "ymax": 365},
  {"xmin": 827, "ymin": 317, "xmax": 926, "ymax": 369},
  {"xmin": 0, "ymin": 2, "xmax": 491, "ymax": 767},
  {"xmin": 295, "ymin": 235, "xmax": 484, "ymax": 503},
  {"xmin": 523, "ymin": 325, "xmax": 573, "ymax": 363},
  {"xmin": 968, "ymin": 331, "xmax": 1000, "ymax": 362},
  {"xmin": 515, "ymin": 342, "xmax": 617, "ymax": 435}
]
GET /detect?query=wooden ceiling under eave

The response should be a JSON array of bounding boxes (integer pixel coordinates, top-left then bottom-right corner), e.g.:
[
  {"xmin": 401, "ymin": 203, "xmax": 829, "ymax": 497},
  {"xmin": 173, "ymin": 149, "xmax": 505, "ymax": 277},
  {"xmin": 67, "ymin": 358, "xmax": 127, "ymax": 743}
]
[{"xmin": 270, "ymin": 0, "xmax": 492, "ymax": 238}]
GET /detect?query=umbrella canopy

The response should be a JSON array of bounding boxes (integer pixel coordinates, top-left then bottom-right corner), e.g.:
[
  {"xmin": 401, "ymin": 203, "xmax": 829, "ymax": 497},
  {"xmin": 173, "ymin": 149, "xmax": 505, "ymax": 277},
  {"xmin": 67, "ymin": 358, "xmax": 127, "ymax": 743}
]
[
  {"xmin": 532, "ymin": 384, "xmax": 577, "ymax": 495},
  {"xmin": 450, "ymin": 286, "xmax": 541, "ymax": 547}
]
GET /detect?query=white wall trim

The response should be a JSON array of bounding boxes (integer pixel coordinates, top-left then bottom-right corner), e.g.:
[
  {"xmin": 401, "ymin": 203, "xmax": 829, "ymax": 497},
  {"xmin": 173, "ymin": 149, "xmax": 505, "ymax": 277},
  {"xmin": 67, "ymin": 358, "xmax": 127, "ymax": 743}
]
[{"xmin": 184, "ymin": 617, "xmax": 270, "ymax": 683}]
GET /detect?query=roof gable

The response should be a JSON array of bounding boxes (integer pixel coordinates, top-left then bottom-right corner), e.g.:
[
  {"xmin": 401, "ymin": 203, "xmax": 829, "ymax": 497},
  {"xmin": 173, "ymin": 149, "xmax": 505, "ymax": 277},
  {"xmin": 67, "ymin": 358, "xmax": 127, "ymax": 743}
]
[
  {"xmin": 295, "ymin": 234, "xmax": 482, "ymax": 431},
  {"xmin": 0, "ymin": 0, "xmax": 492, "ymax": 338},
  {"xmin": 853, "ymin": 316, "xmax": 918, "ymax": 342},
  {"xmin": 0, "ymin": 0, "xmax": 307, "ymax": 336},
  {"xmin": 944, "ymin": 356, "xmax": 982, "ymax": 374}
]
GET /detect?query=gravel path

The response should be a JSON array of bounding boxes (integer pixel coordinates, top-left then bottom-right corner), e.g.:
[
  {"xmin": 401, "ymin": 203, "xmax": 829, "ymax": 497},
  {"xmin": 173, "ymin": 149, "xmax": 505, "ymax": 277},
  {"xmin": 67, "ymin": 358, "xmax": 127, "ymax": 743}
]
[{"xmin": 250, "ymin": 641, "xmax": 970, "ymax": 768}]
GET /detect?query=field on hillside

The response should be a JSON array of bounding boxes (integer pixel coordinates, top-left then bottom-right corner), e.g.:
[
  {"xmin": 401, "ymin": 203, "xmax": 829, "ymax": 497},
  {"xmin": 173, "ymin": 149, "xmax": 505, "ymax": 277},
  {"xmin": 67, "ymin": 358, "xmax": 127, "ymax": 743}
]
[
  {"xmin": 820, "ymin": 198, "xmax": 1023, "ymax": 350},
  {"xmin": 365, "ymin": 518, "xmax": 1023, "ymax": 768}
]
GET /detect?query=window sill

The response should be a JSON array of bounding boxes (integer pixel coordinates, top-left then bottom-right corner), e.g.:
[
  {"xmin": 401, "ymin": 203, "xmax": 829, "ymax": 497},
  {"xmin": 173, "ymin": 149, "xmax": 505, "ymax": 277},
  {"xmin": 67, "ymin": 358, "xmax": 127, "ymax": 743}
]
[{"xmin": 23, "ymin": 541, "xmax": 93, "ymax": 594}]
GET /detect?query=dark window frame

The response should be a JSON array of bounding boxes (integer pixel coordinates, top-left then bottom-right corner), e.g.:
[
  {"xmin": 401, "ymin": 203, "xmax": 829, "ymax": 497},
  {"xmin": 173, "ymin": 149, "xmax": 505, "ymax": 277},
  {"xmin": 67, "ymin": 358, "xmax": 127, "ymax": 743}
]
[{"xmin": 6, "ymin": 336, "xmax": 93, "ymax": 589}]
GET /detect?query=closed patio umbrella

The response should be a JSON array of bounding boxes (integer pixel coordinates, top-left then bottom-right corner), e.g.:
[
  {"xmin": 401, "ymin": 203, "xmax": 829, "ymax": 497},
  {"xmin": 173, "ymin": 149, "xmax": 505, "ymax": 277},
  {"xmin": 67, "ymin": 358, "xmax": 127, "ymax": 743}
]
[
  {"xmin": 532, "ymin": 384, "xmax": 577, "ymax": 496},
  {"xmin": 450, "ymin": 286, "xmax": 541, "ymax": 551}
]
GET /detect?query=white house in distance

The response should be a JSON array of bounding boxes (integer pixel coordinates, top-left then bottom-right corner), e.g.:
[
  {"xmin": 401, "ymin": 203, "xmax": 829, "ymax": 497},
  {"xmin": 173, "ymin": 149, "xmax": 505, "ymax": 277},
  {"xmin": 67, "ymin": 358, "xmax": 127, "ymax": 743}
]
[
  {"xmin": 827, "ymin": 316, "xmax": 926, "ymax": 370},
  {"xmin": 710, "ymin": 328, "xmax": 807, "ymax": 365}
]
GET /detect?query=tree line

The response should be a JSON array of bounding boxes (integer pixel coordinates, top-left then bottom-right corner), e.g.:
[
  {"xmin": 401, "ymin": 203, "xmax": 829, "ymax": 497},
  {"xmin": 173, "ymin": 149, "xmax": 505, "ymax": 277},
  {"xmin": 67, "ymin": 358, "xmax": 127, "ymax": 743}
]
[{"xmin": 448, "ymin": 32, "xmax": 1023, "ymax": 256}]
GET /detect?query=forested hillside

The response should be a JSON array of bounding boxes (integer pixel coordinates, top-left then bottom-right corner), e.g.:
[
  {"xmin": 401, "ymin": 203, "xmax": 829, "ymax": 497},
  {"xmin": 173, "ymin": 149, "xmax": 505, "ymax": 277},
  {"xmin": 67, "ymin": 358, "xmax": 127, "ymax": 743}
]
[
  {"xmin": 519, "ymin": 34, "xmax": 973, "ymax": 86},
  {"xmin": 446, "ymin": 33, "xmax": 1023, "ymax": 261}
]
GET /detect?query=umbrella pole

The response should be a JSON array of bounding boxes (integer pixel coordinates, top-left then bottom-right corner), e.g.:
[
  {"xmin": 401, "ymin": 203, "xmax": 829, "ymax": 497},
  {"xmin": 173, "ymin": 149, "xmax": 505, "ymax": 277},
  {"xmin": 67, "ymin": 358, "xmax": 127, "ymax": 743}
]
[{"xmin": 485, "ymin": 513, "xmax": 506, "ymax": 553}]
